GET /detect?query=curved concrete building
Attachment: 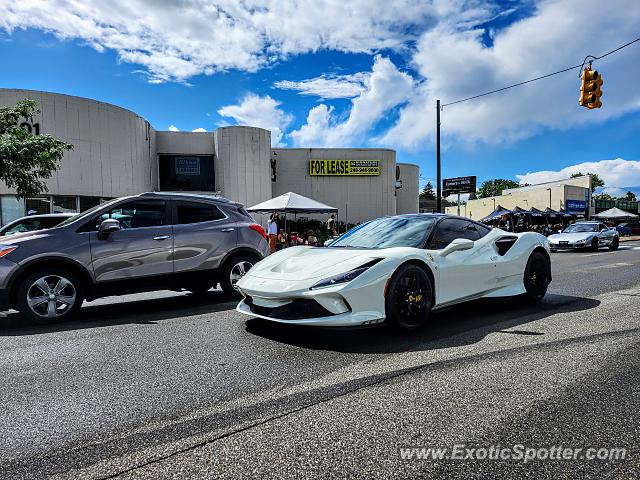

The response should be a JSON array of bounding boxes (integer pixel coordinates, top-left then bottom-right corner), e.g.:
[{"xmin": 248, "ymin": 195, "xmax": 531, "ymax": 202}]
[{"xmin": 0, "ymin": 88, "xmax": 419, "ymax": 226}]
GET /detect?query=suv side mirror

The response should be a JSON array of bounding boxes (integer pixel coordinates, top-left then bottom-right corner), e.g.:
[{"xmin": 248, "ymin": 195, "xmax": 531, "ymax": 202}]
[
  {"xmin": 439, "ymin": 238, "xmax": 474, "ymax": 257},
  {"xmin": 98, "ymin": 218, "xmax": 121, "ymax": 240}
]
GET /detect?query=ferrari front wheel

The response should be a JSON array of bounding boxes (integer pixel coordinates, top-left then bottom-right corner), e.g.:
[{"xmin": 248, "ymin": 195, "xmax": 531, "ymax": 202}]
[
  {"xmin": 385, "ymin": 264, "xmax": 433, "ymax": 331},
  {"xmin": 520, "ymin": 251, "xmax": 550, "ymax": 304}
]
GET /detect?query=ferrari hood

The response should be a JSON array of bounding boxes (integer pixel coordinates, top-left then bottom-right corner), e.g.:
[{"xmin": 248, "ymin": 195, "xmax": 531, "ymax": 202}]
[
  {"xmin": 246, "ymin": 246, "xmax": 382, "ymax": 281},
  {"xmin": 548, "ymin": 232, "xmax": 594, "ymax": 242}
]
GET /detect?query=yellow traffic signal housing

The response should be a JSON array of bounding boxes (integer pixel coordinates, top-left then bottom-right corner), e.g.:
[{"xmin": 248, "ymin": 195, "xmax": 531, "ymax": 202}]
[{"xmin": 579, "ymin": 67, "xmax": 603, "ymax": 109}]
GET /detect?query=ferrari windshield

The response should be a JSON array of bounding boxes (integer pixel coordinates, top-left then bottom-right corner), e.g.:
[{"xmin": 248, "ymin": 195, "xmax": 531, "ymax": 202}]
[
  {"xmin": 329, "ymin": 216, "xmax": 437, "ymax": 249},
  {"xmin": 563, "ymin": 223, "xmax": 599, "ymax": 233}
]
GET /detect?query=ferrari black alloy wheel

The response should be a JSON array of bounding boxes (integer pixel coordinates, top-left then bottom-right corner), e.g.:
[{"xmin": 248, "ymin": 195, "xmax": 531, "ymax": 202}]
[
  {"xmin": 385, "ymin": 264, "xmax": 433, "ymax": 331},
  {"xmin": 521, "ymin": 251, "xmax": 550, "ymax": 303}
]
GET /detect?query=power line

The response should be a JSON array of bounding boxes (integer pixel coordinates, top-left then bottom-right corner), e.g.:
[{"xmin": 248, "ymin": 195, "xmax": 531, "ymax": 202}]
[{"xmin": 441, "ymin": 36, "xmax": 640, "ymax": 108}]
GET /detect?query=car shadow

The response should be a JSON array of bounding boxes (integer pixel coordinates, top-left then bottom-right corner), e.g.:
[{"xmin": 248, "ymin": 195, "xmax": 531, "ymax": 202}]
[
  {"xmin": 0, "ymin": 290, "xmax": 238, "ymax": 336},
  {"xmin": 244, "ymin": 294, "xmax": 601, "ymax": 354}
]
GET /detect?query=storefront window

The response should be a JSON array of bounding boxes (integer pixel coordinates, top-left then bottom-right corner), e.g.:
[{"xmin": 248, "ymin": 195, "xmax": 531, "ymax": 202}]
[
  {"xmin": 79, "ymin": 196, "xmax": 102, "ymax": 212},
  {"xmin": 26, "ymin": 197, "xmax": 51, "ymax": 215},
  {"xmin": 52, "ymin": 196, "xmax": 78, "ymax": 214},
  {"xmin": 159, "ymin": 155, "xmax": 215, "ymax": 191},
  {"xmin": 0, "ymin": 196, "xmax": 25, "ymax": 226}
]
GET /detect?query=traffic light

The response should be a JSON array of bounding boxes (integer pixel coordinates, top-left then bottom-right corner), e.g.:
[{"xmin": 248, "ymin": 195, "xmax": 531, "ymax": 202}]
[{"xmin": 579, "ymin": 67, "xmax": 603, "ymax": 109}]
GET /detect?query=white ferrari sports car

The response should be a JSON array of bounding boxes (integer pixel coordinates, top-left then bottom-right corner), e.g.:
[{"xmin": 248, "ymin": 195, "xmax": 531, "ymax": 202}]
[{"xmin": 236, "ymin": 214, "xmax": 551, "ymax": 331}]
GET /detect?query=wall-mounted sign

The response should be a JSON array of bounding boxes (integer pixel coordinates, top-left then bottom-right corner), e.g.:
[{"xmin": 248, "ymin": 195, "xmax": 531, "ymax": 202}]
[
  {"xmin": 175, "ymin": 157, "xmax": 201, "ymax": 175},
  {"xmin": 442, "ymin": 176, "xmax": 476, "ymax": 195},
  {"xmin": 309, "ymin": 159, "xmax": 380, "ymax": 176},
  {"xmin": 566, "ymin": 199, "xmax": 587, "ymax": 213}
]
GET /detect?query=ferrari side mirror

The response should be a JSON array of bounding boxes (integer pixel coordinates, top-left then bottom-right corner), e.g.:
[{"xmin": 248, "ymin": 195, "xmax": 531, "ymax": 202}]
[{"xmin": 439, "ymin": 238, "xmax": 474, "ymax": 257}]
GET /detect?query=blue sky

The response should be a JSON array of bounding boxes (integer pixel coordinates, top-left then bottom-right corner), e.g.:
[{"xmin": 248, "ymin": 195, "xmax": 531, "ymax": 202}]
[{"xmin": 1, "ymin": 0, "xmax": 639, "ymax": 195}]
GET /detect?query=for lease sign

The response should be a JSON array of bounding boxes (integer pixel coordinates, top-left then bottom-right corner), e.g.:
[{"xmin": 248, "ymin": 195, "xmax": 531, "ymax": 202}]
[{"xmin": 309, "ymin": 159, "xmax": 380, "ymax": 176}]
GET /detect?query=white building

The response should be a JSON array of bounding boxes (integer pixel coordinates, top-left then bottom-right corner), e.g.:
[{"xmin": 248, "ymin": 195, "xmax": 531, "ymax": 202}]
[{"xmin": 0, "ymin": 89, "xmax": 419, "ymax": 226}]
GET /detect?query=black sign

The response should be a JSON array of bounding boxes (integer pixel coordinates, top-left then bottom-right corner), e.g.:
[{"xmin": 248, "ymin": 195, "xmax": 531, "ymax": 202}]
[{"xmin": 442, "ymin": 176, "xmax": 476, "ymax": 195}]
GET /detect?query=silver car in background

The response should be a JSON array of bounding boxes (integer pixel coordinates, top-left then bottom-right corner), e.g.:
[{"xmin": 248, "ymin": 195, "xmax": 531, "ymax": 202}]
[
  {"xmin": 0, "ymin": 192, "xmax": 269, "ymax": 322},
  {"xmin": 548, "ymin": 221, "xmax": 619, "ymax": 252}
]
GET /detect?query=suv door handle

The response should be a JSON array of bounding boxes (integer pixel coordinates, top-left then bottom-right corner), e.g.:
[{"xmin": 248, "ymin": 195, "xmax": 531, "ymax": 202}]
[
  {"xmin": 153, "ymin": 235, "xmax": 171, "ymax": 241},
  {"xmin": 220, "ymin": 228, "xmax": 235, "ymax": 232}
]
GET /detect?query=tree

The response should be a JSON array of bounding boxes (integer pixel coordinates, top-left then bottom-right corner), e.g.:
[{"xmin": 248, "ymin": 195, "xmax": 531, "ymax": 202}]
[
  {"xmin": 621, "ymin": 191, "xmax": 637, "ymax": 202},
  {"xmin": 0, "ymin": 99, "xmax": 72, "ymax": 198},
  {"xmin": 468, "ymin": 192, "xmax": 477, "ymax": 200},
  {"xmin": 570, "ymin": 172, "xmax": 604, "ymax": 193},
  {"xmin": 593, "ymin": 193, "xmax": 612, "ymax": 200},
  {"xmin": 419, "ymin": 181, "xmax": 436, "ymax": 200},
  {"xmin": 477, "ymin": 179, "xmax": 520, "ymax": 198}
]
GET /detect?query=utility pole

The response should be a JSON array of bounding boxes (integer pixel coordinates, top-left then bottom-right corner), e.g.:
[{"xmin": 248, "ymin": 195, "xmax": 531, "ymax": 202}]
[{"xmin": 436, "ymin": 99, "xmax": 442, "ymax": 213}]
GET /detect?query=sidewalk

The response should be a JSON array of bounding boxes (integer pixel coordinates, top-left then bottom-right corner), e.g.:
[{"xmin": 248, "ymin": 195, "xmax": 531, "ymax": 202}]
[{"xmin": 620, "ymin": 235, "xmax": 640, "ymax": 242}]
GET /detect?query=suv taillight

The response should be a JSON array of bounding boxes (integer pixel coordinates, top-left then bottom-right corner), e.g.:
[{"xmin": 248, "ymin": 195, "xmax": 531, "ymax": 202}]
[{"xmin": 249, "ymin": 223, "xmax": 267, "ymax": 239}]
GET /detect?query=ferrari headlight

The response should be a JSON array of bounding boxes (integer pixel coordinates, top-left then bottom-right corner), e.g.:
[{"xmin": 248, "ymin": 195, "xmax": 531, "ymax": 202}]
[
  {"xmin": 576, "ymin": 239, "xmax": 586, "ymax": 245},
  {"xmin": 310, "ymin": 259, "xmax": 381, "ymax": 290},
  {"xmin": 0, "ymin": 244, "xmax": 18, "ymax": 258}
]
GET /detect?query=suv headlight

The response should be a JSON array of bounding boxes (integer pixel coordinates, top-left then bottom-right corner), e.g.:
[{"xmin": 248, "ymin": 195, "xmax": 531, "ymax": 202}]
[
  {"xmin": 0, "ymin": 245, "xmax": 18, "ymax": 258},
  {"xmin": 310, "ymin": 259, "xmax": 381, "ymax": 290}
]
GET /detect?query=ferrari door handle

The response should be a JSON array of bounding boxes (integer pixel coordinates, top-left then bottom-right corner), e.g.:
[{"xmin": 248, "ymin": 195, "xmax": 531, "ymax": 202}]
[
  {"xmin": 220, "ymin": 228, "xmax": 235, "ymax": 232},
  {"xmin": 153, "ymin": 235, "xmax": 171, "ymax": 241}
]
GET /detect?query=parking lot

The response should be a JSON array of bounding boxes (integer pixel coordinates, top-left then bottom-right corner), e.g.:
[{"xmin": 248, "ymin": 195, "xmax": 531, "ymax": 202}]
[{"xmin": 1, "ymin": 241, "xmax": 639, "ymax": 479}]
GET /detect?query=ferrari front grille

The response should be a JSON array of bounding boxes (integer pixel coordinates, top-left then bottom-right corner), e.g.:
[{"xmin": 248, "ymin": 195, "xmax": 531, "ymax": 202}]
[{"xmin": 244, "ymin": 296, "xmax": 338, "ymax": 320}]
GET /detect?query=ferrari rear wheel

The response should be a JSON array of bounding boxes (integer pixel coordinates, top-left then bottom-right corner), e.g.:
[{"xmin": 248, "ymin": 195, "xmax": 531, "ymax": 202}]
[
  {"xmin": 520, "ymin": 251, "xmax": 550, "ymax": 304},
  {"xmin": 385, "ymin": 264, "xmax": 433, "ymax": 331},
  {"xmin": 609, "ymin": 237, "xmax": 619, "ymax": 251}
]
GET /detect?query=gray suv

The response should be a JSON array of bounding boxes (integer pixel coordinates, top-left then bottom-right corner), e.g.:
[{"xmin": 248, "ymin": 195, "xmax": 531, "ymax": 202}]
[{"xmin": 0, "ymin": 192, "xmax": 270, "ymax": 322}]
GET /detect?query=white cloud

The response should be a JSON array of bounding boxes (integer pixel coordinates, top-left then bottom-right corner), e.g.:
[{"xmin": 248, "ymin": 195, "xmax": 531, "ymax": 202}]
[
  {"xmin": 191, "ymin": 127, "xmax": 207, "ymax": 132},
  {"xmin": 380, "ymin": 0, "xmax": 640, "ymax": 148},
  {"xmin": 0, "ymin": 0, "xmax": 496, "ymax": 83},
  {"xmin": 218, "ymin": 94, "xmax": 293, "ymax": 146},
  {"xmin": 274, "ymin": 72, "xmax": 370, "ymax": 99},
  {"xmin": 167, "ymin": 125, "xmax": 179, "ymax": 132},
  {"xmin": 516, "ymin": 159, "xmax": 640, "ymax": 189},
  {"xmin": 289, "ymin": 55, "xmax": 414, "ymax": 146}
]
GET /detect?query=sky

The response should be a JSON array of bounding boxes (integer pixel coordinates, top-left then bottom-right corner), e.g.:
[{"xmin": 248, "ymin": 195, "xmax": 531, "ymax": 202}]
[{"xmin": 0, "ymin": 0, "xmax": 639, "ymax": 198}]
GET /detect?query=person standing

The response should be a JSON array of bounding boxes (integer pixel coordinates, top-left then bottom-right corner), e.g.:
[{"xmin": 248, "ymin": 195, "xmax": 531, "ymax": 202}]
[
  {"xmin": 267, "ymin": 213, "xmax": 278, "ymax": 254},
  {"xmin": 326, "ymin": 214, "xmax": 335, "ymax": 235}
]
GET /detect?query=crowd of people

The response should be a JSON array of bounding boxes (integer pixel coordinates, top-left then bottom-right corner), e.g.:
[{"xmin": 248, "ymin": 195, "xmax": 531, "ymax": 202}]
[
  {"xmin": 266, "ymin": 213, "xmax": 340, "ymax": 253},
  {"xmin": 495, "ymin": 216, "xmax": 566, "ymax": 236}
]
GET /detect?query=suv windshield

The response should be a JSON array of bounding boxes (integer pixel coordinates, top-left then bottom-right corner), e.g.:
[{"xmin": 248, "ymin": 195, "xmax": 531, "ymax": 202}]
[
  {"xmin": 563, "ymin": 223, "xmax": 599, "ymax": 233},
  {"xmin": 329, "ymin": 216, "xmax": 437, "ymax": 249}
]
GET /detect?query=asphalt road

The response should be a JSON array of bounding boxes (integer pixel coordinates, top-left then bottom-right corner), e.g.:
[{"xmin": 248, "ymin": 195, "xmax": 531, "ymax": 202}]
[{"xmin": 1, "ymin": 242, "xmax": 639, "ymax": 479}]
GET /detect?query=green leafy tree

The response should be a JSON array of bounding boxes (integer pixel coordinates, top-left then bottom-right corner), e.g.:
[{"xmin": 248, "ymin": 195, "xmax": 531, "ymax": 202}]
[
  {"xmin": 419, "ymin": 181, "xmax": 436, "ymax": 200},
  {"xmin": 477, "ymin": 179, "xmax": 520, "ymax": 198},
  {"xmin": 570, "ymin": 172, "xmax": 604, "ymax": 193},
  {"xmin": 468, "ymin": 192, "xmax": 477, "ymax": 200},
  {"xmin": 593, "ymin": 193, "xmax": 612, "ymax": 200},
  {"xmin": 620, "ymin": 191, "xmax": 637, "ymax": 202},
  {"xmin": 0, "ymin": 99, "xmax": 72, "ymax": 198}
]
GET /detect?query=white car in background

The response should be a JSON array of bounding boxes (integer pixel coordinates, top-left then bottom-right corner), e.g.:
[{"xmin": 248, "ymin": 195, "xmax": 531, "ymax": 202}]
[
  {"xmin": 236, "ymin": 214, "xmax": 552, "ymax": 331},
  {"xmin": 548, "ymin": 221, "xmax": 619, "ymax": 252}
]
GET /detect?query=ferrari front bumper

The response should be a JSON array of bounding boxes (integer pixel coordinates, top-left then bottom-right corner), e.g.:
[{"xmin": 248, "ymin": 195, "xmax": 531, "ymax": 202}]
[{"xmin": 235, "ymin": 274, "xmax": 388, "ymax": 327}]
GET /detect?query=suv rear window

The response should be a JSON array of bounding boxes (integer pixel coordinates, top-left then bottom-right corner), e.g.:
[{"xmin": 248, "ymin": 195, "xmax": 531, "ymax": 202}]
[{"xmin": 176, "ymin": 201, "xmax": 226, "ymax": 224}]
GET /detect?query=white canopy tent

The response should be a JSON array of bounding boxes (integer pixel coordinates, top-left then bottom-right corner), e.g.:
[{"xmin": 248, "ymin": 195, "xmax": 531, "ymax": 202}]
[
  {"xmin": 591, "ymin": 207, "xmax": 639, "ymax": 220},
  {"xmin": 247, "ymin": 192, "xmax": 338, "ymax": 214},
  {"xmin": 247, "ymin": 192, "xmax": 338, "ymax": 237}
]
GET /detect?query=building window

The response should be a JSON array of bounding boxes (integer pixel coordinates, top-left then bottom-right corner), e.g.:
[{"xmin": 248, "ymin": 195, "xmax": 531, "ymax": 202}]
[
  {"xmin": 159, "ymin": 155, "xmax": 215, "ymax": 192},
  {"xmin": 52, "ymin": 195, "xmax": 78, "ymax": 214},
  {"xmin": 79, "ymin": 196, "xmax": 102, "ymax": 212},
  {"xmin": 0, "ymin": 195, "xmax": 25, "ymax": 226},
  {"xmin": 26, "ymin": 197, "xmax": 51, "ymax": 215}
]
